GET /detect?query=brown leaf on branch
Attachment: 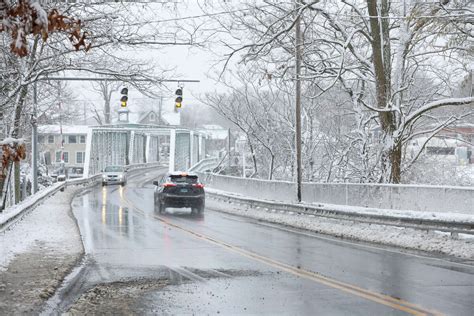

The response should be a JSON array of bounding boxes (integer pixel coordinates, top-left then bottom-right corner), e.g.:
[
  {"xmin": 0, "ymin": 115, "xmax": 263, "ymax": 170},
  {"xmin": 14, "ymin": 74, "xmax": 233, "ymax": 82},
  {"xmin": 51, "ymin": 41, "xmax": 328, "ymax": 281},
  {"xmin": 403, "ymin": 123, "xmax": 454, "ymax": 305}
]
[{"xmin": 1, "ymin": 0, "xmax": 91, "ymax": 57}]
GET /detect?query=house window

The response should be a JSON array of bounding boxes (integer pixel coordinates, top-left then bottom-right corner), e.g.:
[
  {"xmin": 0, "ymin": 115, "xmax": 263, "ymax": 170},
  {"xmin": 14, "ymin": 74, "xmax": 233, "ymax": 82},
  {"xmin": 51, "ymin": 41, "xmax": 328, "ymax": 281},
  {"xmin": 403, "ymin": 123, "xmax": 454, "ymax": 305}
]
[
  {"xmin": 38, "ymin": 135, "xmax": 45, "ymax": 143},
  {"xmin": 55, "ymin": 151, "xmax": 69, "ymax": 163},
  {"xmin": 68, "ymin": 135, "xmax": 77, "ymax": 143},
  {"xmin": 76, "ymin": 152, "xmax": 85, "ymax": 164},
  {"xmin": 48, "ymin": 135, "xmax": 55, "ymax": 143},
  {"xmin": 79, "ymin": 135, "xmax": 86, "ymax": 143},
  {"xmin": 426, "ymin": 147, "xmax": 455, "ymax": 155},
  {"xmin": 149, "ymin": 113, "xmax": 155, "ymax": 121}
]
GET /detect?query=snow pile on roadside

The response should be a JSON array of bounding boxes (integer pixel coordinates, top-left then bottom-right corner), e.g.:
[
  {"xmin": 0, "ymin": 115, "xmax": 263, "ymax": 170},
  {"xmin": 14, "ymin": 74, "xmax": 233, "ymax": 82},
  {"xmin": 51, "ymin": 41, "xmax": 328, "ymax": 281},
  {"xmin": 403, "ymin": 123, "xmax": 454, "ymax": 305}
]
[
  {"xmin": 0, "ymin": 187, "xmax": 82, "ymax": 271},
  {"xmin": 0, "ymin": 183, "xmax": 63, "ymax": 230},
  {"xmin": 206, "ymin": 188, "xmax": 474, "ymax": 222},
  {"xmin": 206, "ymin": 197, "xmax": 474, "ymax": 259}
]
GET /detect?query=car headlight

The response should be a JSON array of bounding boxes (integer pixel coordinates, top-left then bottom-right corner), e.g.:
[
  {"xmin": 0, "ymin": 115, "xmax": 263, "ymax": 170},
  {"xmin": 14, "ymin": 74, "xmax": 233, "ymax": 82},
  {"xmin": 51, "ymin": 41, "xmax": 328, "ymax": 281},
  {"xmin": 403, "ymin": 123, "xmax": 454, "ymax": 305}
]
[
  {"xmin": 102, "ymin": 175, "xmax": 107, "ymax": 179},
  {"xmin": 118, "ymin": 175, "xmax": 123, "ymax": 179}
]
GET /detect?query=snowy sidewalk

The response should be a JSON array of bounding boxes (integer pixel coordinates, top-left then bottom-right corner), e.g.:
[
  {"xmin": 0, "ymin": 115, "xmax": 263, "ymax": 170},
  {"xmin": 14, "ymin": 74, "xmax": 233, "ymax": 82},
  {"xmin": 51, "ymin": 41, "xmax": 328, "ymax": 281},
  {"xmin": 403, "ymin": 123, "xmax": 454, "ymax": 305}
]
[{"xmin": 0, "ymin": 186, "xmax": 84, "ymax": 314}]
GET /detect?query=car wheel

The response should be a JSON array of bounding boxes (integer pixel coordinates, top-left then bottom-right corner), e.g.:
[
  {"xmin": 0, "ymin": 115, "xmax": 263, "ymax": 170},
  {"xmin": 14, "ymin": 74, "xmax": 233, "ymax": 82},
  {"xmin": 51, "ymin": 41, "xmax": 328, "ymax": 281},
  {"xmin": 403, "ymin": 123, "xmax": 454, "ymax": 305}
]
[
  {"xmin": 102, "ymin": 182, "xmax": 106, "ymax": 186},
  {"xmin": 159, "ymin": 203, "xmax": 166, "ymax": 214},
  {"xmin": 198, "ymin": 204, "xmax": 205, "ymax": 213}
]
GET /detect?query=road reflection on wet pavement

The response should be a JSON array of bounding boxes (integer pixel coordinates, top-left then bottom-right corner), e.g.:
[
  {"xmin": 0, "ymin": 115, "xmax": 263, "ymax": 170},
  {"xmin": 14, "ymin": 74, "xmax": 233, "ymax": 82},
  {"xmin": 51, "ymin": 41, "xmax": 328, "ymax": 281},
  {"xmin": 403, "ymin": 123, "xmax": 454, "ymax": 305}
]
[{"xmin": 57, "ymin": 169, "xmax": 474, "ymax": 315}]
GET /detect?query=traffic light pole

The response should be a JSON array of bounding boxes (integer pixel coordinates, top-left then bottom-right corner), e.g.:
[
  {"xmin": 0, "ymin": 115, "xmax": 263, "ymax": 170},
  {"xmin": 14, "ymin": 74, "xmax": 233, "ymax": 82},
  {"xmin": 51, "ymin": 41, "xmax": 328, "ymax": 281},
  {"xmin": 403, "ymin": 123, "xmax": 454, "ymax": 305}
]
[{"xmin": 32, "ymin": 82, "xmax": 38, "ymax": 193}]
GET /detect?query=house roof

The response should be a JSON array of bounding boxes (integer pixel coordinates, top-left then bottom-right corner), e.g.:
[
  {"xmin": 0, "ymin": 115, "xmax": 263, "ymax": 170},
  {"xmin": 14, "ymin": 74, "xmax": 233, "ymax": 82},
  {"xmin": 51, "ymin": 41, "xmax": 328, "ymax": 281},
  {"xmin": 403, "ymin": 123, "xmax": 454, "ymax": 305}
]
[
  {"xmin": 198, "ymin": 125, "xmax": 228, "ymax": 140},
  {"xmin": 38, "ymin": 125, "xmax": 89, "ymax": 134}
]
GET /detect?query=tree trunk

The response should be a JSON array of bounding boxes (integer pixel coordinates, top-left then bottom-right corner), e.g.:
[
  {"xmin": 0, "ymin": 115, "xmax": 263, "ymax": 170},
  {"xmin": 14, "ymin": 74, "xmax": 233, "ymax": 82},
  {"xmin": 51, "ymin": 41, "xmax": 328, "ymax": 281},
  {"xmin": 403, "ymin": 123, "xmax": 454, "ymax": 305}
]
[
  {"xmin": 12, "ymin": 85, "xmax": 28, "ymax": 203},
  {"xmin": 104, "ymin": 99, "xmax": 111, "ymax": 124},
  {"xmin": 367, "ymin": 0, "xmax": 401, "ymax": 183},
  {"xmin": 247, "ymin": 137, "xmax": 258, "ymax": 177},
  {"xmin": 268, "ymin": 153, "xmax": 274, "ymax": 180}
]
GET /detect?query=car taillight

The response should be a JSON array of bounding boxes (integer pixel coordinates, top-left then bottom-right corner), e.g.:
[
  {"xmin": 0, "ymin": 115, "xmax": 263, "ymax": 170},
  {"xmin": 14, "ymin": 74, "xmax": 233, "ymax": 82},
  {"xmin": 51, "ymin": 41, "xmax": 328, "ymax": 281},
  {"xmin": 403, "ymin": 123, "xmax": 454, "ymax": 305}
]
[
  {"xmin": 193, "ymin": 183, "xmax": 204, "ymax": 189},
  {"xmin": 163, "ymin": 183, "xmax": 177, "ymax": 187}
]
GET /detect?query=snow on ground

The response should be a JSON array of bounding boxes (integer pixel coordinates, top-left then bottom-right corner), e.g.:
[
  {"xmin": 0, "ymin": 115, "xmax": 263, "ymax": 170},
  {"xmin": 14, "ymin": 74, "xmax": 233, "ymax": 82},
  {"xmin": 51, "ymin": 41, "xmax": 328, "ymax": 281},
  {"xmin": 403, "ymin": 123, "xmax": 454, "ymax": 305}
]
[
  {"xmin": 0, "ymin": 185, "xmax": 84, "ymax": 314},
  {"xmin": 206, "ymin": 195, "xmax": 474, "ymax": 260},
  {"xmin": 0, "ymin": 187, "xmax": 83, "ymax": 271},
  {"xmin": 206, "ymin": 188, "xmax": 474, "ymax": 222}
]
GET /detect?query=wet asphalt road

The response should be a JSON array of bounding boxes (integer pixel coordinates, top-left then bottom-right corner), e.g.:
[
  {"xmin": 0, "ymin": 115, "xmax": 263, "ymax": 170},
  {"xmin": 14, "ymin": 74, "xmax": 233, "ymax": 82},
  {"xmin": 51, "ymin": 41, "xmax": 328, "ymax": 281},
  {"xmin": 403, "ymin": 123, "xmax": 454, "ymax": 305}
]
[{"xmin": 67, "ymin": 168, "xmax": 474, "ymax": 315}]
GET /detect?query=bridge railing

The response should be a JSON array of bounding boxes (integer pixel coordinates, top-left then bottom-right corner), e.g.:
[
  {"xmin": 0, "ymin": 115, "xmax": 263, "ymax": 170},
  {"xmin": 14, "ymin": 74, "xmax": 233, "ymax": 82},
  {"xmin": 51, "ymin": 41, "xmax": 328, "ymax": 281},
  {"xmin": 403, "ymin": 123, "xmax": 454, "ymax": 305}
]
[
  {"xmin": 198, "ymin": 173, "xmax": 474, "ymax": 215},
  {"xmin": 188, "ymin": 157, "xmax": 219, "ymax": 173}
]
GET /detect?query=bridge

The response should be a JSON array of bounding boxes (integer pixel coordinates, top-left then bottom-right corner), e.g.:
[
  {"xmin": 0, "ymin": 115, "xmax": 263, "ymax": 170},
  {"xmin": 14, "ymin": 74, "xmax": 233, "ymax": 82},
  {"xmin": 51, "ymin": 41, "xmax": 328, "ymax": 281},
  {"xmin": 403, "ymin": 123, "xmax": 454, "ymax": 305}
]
[{"xmin": 83, "ymin": 124, "xmax": 208, "ymax": 176}]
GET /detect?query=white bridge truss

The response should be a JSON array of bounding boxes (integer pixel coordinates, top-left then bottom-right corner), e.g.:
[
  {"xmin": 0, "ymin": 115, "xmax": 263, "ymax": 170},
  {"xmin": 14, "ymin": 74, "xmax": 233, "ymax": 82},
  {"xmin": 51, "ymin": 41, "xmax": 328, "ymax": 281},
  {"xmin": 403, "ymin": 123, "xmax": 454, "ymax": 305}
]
[{"xmin": 83, "ymin": 124, "xmax": 207, "ymax": 176}]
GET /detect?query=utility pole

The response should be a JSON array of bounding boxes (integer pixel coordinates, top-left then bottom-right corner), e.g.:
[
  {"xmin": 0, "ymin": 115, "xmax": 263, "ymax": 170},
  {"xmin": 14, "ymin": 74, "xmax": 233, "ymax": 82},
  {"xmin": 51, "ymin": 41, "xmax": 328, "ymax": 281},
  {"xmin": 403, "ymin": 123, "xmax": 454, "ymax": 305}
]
[
  {"xmin": 227, "ymin": 128, "xmax": 231, "ymax": 171},
  {"xmin": 31, "ymin": 82, "xmax": 38, "ymax": 193},
  {"xmin": 242, "ymin": 143, "xmax": 246, "ymax": 178},
  {"xmin": 159, "ymin": 96, "xmax": 163, "ymax": 124},
  {"xmin": 295, "ymin": 0, "xmax": 303, "ymax": 202}
]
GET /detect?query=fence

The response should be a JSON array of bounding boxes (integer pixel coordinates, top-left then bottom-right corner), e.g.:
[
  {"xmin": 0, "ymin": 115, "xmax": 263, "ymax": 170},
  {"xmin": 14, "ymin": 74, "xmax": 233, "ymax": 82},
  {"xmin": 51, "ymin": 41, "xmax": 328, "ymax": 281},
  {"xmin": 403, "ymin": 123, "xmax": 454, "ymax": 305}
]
[{"xmin": 199, "ymin": 173, "xmax": 474, "ymax": 215}]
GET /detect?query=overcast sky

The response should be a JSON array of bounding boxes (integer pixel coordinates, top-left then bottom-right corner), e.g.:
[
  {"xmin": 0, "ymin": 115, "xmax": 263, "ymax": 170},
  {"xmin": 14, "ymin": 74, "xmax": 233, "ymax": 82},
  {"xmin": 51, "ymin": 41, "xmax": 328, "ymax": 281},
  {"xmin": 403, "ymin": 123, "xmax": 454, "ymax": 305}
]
[{"xmin": 71, "ymin": 0, "xmax": 232, "ymax": 120}]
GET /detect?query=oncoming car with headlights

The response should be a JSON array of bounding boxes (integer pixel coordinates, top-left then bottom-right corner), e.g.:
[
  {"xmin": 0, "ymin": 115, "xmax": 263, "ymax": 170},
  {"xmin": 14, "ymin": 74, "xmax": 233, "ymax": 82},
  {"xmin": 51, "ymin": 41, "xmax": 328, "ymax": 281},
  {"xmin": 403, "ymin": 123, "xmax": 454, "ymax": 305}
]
[{"xmin": 102, "ymin": 165, "xmax": 127, "ymax": 186}]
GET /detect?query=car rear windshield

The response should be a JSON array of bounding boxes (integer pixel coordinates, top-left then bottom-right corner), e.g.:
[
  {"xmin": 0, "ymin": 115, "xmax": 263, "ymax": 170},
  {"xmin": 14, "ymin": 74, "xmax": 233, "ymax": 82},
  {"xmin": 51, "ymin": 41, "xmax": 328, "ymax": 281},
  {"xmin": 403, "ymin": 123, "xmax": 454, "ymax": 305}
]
[
  {"xmin": 105, "ymin": 166, "xmax": 124, "ymax": 172},
  {"xmin": 169, "ymin": 175, "xmax": 198, "ymax": 184}
]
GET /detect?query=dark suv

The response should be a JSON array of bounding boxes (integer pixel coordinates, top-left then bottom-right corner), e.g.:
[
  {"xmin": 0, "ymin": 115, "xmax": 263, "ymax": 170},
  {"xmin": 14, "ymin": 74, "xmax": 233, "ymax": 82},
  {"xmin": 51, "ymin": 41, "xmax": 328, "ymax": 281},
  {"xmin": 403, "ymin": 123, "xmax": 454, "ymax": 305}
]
[{"xmin": 153, "ymin": 172, "xmax": 205, "ymax": 214}]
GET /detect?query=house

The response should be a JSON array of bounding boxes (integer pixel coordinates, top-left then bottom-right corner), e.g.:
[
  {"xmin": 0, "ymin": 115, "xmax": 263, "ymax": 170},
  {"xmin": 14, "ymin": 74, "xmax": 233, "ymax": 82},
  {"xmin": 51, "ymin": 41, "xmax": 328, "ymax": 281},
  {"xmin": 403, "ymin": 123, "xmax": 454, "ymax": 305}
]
[
  {"xmin": 198, "ymin": 124, "xmax": 229, "ymax": 158},
  {"xmin": 112, "ymin": 98, "xmax": 181, "ymax": 126},
  {"xmin": 407, "ymin": 136, "xmax": 473, "ymax": 165},
  {"xmin": 134, "ymin": 110, "xmax": 181, "ymax": 126},
  {"xmin": 38, "ymin": 125, "xmax": 89, "ymax": 169}
]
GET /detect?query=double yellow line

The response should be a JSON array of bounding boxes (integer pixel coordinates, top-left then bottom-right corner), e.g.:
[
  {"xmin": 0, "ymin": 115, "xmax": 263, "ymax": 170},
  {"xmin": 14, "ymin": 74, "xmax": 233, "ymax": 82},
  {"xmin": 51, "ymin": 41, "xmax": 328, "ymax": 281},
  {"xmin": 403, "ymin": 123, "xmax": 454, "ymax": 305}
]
[{"xmin": 122, "ymin": 189, "xmax": 441, "ymax": 315}]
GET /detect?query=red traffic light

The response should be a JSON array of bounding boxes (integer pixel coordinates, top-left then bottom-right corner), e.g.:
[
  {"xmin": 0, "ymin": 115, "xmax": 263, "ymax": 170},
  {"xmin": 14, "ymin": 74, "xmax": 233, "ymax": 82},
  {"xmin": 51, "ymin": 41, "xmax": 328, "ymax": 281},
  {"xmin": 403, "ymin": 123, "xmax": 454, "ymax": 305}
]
[
  {"xmin": 121, "ymin": 88, "xmax": 128, "ymax": 95},
  {"xmin": 175, "ymin": 88, "xmax": 183, "ymax": 96}
]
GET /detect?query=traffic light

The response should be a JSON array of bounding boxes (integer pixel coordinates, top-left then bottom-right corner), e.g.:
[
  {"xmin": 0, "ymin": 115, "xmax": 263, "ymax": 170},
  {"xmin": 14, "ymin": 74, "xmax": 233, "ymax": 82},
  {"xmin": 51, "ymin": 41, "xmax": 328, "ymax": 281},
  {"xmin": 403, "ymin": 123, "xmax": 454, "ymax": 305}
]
[
  {"xmin": 120, "ymin": 87, "xmax": 128, "ymax": 107},
  {"xmin": 175, "ymin": 88, "xmax": 183, "ymax": 109}
]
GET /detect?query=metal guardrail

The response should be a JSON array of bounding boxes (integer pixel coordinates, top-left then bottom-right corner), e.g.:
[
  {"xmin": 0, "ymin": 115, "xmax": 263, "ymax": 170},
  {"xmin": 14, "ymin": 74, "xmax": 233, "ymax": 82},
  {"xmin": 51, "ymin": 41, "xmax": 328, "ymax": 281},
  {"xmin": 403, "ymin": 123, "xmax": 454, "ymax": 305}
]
[
  {"xmin": 206, "ymin": 189, "xmax": 474, "ymax": 236},
  {"xmin": 0, "ymin": 163, "xmax": 162, "ymax": 232},
  {"xmin": 198, "ymin": 173, "xmax": 474, "ymax": 215}
]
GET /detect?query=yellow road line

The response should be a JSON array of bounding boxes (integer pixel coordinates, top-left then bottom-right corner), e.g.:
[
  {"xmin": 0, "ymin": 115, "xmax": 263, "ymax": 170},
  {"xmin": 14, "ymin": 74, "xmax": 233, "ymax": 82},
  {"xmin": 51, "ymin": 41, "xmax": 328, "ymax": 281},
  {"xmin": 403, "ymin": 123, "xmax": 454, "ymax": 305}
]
[{"xmin": 121, "ymin": 194, "xmax": 442, "ymax": 316}]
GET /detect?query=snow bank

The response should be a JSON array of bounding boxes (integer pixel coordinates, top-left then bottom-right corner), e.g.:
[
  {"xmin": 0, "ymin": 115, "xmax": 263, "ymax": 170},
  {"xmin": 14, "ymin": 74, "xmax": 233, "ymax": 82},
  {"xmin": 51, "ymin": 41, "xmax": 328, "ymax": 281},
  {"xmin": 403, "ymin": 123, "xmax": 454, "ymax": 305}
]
[
  {"xmin": 206, "ymin": 194, "xmax": 474, "ymax": 259},
  {"xmin": 0, "ymin": 186, "xmax": 82, "ymax": 271},
  {"xmin": 0, "ymin": 183, "xmax": 63, "ymax": 232}
]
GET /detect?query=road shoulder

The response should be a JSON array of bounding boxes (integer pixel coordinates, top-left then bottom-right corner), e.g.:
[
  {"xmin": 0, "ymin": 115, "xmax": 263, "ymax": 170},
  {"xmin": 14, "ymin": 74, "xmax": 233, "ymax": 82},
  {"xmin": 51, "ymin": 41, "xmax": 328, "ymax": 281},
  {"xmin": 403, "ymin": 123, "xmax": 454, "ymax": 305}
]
[
  {"xmin": 206, "ymin": 196, "xmax": 474, "ymax": 260},
  {"xmin": 0, "ymin": 186, "xmax": 84, "ymax": 315}
]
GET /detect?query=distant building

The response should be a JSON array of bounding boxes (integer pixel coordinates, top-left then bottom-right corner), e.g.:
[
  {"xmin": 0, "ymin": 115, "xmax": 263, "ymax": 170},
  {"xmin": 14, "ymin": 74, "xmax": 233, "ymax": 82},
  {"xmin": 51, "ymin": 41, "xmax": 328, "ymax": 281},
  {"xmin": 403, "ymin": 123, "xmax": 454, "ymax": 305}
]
[
  {"xmin": 439, "ymin": 123, "xmax": 474, "ymax": 145},
  {"xmin": 38, "ymin": 125, "xmax": 88, "ymax": 169},
  {"xmin": 198, "ymin": 124, "xmax": 229, "ymax": 158},
  {"xmin": 135, "ymin": 110, "xmax": 180, "ymax": 126},
  {"xmin": 408, "ymin": 135, "xmax": 473, "ymax": 165},
  {"xmin": 113, "ymin": 100, "xmax": 181, "ymax": 126}
]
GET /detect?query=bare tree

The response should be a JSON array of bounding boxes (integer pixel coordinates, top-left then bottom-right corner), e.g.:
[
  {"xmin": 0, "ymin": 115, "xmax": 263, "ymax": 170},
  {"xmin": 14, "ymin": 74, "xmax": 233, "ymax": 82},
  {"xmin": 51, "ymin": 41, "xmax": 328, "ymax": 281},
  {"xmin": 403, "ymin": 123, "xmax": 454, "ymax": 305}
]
[
  {"xmin": 207, "ymin": 0, "xmax": 473, "ymax": 183},
  {"xmin": 91, "ymin": 80, "xmax": 121, "ymax": 125}
]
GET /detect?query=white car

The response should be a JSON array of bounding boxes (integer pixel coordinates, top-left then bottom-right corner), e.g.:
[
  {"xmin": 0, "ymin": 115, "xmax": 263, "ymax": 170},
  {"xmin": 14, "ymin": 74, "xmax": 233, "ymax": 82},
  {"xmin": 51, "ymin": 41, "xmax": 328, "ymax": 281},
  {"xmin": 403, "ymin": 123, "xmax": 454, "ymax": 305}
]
[{"xmin": 102, "ymin": 166, "xmax": 127, "ymax": 186}]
